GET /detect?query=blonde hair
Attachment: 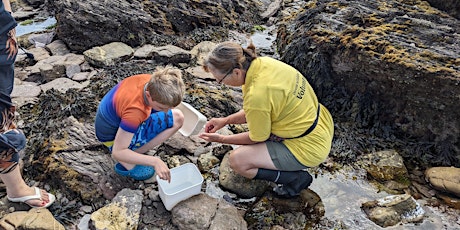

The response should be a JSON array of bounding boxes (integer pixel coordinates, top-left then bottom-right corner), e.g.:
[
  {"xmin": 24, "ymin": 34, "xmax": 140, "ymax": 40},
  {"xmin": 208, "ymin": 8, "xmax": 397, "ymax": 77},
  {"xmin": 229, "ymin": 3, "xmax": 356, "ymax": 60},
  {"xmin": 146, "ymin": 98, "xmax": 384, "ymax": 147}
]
[
  {"xmin": 203, "ymin": 41, "xmax": 257, "ymax": 75},
  {"xmin": 147, "ymin": 66, "xmax": 185, "ymax": 107}
]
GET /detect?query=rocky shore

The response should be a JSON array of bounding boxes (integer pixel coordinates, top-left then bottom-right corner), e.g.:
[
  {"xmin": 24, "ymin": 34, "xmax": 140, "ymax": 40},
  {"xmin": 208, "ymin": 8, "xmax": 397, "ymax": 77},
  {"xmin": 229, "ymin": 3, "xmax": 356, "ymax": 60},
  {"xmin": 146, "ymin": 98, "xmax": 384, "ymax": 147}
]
[{"xmin": 0, "ymin": 0, "xmax": 459, "ymax": 229}]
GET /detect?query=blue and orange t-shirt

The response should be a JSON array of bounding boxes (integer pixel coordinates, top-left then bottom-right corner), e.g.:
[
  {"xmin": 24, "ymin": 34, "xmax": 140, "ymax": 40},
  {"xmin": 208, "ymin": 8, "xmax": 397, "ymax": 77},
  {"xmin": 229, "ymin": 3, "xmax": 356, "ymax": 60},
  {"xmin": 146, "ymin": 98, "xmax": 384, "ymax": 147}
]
[{"xmin": 95, "ymin": 74, "xmax": 152, "ymax": 142}]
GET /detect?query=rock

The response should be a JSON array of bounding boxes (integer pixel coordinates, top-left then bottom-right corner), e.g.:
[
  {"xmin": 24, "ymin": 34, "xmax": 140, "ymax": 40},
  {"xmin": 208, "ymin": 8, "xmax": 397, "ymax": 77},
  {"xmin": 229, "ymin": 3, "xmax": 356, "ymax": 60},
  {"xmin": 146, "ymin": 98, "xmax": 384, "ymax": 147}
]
[
  {"xmin": 171, "ymin": 193, "xmax": 247, "ymax": 230},
  {"xmin": 197, "ymin": 153, "xmax": 220, "ymax": 172},
  {"xmin": 133, "ymin": 44, "xmax": 157, "ymax": 59},
  {"xmin": 11, "ymin": 81, "xmax": 41, "ymax": 98},
  {"xmin": 189, "ymin": 41, "xmax": 217, "ymax": 65},
  {"xmin": 151, "ymin": 45, "xmax": 192, "ymax": 64},
  {"xmin": 437, "ymin": 193, "xmax": 460, "ymax": 209},
  {"xmin": 425, "ymin": 167, "xmax": 460, "ymax": 197},
  {"xmin": 172, "ymin": 193, "xmax": 218, "ymax": 229},
  {"xmin": 186, "ymin": 66, "xmax": 214, "ymax": 81},
  {"xmin": 260, "ymin": 0, "xmax": 283, "ymax": 19},
  {"xmin": 46, "ymin": 40, "xmax": 70, "ymax": 56},
  {"xmin": 219, "ymin": 153, "xmax": 270, "ymax": 198},
  {"xmin": 27, "ymin": 47, "xmax": 51, "ymax": 62},
  {"xmin": 44, "ymin": 116, "xmax": 134, "ymax": 202},
  {"xmin": 361, "ymin": 194, "xmax": 425, "ymax": 227},
  {"xmin": 363, "ymin": 150, "xmax": 409, "ymax": 181},
  {"xmin": 83, "ymin": 42, "xmax": 134, "ymax": 68},
  {"xmin": 28, "ymin": 32, "xmax": 54, "ymax": 48},
  {"xmin": 278, "ymin": 0, "xmax": 460, "ymax": 167},
  {"xmin": 164, "ymin": 131, "xmax": 208, "ymax": 155},
  {"xmin": 90, "ymin": 189, "xmax": 143, "ymax": 230},
  {"xmin": 208, "ymin": 199, "xmax": 247, "ymax": 230},
  {"xmin": 426, "ymin": 0, "xmax": 460, "ymax": 19},
  {"xmin": 245, "ymin": 189, "xmax": 324, "ymax": 229},
  {"xmin": 31, "ymin": 53, "xmax": 86, "ymax": 82},
  {"xmin": 0, "ymin": 208, "xmax": 65, "ymax": 230},
  {"xmin": 40, "ymin": 77, "xmax": 86, "ymax": 93},
  {"xmin": 46, "ymin": 0, "xmax": 264, "ymax": 52}
]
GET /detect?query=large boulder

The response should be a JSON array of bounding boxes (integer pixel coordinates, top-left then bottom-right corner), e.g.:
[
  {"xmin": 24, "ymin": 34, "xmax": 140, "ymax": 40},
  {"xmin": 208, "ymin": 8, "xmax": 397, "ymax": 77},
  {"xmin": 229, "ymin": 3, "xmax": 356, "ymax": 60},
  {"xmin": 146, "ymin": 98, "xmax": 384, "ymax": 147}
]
[
  {"xmin": 46, "ymin": 0, "xmax": 265, "ymax": 52},
  {"xmin": 426, "ymin": 0, "xmax": 460, "ymax": 19},
  {"xmin": 277, "ymin": 0, "xmax": 460, "ymax": 167}
]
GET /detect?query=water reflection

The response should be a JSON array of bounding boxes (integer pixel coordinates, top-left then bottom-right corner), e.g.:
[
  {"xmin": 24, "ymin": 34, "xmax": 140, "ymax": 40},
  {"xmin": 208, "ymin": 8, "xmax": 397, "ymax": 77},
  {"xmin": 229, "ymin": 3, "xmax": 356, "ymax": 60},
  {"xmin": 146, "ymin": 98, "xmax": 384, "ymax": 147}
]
[
  {"xmin": 310, "ymin": 168, "xmax": 452, "ymax": 229},
  {"xmin": 16, "ymin": 17, "xmax": 56, "ymax": 37}
]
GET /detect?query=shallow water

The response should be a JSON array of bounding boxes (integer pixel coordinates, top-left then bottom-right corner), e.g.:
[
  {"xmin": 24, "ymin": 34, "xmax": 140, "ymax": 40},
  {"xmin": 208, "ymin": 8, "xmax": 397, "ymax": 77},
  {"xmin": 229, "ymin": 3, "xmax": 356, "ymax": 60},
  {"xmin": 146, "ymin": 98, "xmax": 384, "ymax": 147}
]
[
  {"xmin": 16, "ymin": 17, "xmax": 56, "ymax": 37},
  {"xmin": 250, "ymin": 26, "xmax": 276, "ymax": 49},
  {"xmin": 310, "ymin": 168, "xmax": 459, "ymax": 230}
]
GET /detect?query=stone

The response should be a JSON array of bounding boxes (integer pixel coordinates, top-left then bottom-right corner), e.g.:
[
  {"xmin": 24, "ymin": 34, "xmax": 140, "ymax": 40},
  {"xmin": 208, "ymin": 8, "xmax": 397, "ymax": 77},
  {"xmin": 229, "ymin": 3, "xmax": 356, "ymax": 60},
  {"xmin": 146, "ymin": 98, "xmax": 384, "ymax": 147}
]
[
  {"xmin": 361, "ymin": 194, "xmax": 425, "ymax": 227},
  {"xmin": 172, "ymin": 193, "xmax": 247, "ymax": 230},
  {"xmin": 151, "ymin": 45, "xmax": 192, "ymax": 64},
  {"xmin": 425, "ymin": 167, "xmax": 460, "ymax": 197},
  {"xmin": 83, "ymin": 42, "xmax": 134, "ymax": 68},
  {"xmin": 219, "ymin": 153, "xmax": 270, "ymax": 198},
  {"xmin": 364, "ymin": 150, "xmax": 409, "ymax": 181},
  {"xmin": 40, "ymin": 77, "xmax": 85, "ymax": 93},
  {"xmin": 46, "ymin": 40, "xmax": 70, "ymax": 56},
  {"xmin": 90, "ymin": 189, "xmax": 143, "ymax": 230},
  {"xmin": 0, "ymin": 208, "xmax": 65, "ymax": 230},
  {"xmin": 197, "ymin": 153, "xmax": 220, "ymax": 172}
]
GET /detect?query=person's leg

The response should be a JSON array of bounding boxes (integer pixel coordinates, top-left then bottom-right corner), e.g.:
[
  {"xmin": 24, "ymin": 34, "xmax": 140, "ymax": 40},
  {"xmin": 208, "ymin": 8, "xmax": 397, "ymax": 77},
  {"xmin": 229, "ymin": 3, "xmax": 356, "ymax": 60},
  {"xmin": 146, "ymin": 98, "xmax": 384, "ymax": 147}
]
[
  {"xmin": 115, "ymin": 109, "xmax": 184, "ymax": 178},
  {"xmin": 131, "ymin": 108, "xmax": 184, "ymax": 154},
  {"xmin": 229, "ymin": 141, "xmax": 312, "ymax": 197},
  {"xmin": 228, "ymin": 142, "xmax": 276, "ymax": 178},
  {"xmin": 0, "ymin": 64, "xmax": 15, "ymax": 97},
  {"xmin": 0, "ymin": 130, "xmax": 54, "ymax": 207},
  {"xmin": 0, "ymin": 166, "xmax": 54, "ymax": 207}
]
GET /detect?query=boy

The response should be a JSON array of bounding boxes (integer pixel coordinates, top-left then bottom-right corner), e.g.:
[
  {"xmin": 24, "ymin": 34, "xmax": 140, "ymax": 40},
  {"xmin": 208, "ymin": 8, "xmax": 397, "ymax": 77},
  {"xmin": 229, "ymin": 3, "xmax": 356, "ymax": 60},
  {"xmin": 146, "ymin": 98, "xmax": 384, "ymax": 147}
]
[
  {"xmin": 95, "ymin": 66, "xmax": 185, "ymax": 181},
  {"xmin": 95, "ymin": 67, "xmax": 185, "ymax": 181}
]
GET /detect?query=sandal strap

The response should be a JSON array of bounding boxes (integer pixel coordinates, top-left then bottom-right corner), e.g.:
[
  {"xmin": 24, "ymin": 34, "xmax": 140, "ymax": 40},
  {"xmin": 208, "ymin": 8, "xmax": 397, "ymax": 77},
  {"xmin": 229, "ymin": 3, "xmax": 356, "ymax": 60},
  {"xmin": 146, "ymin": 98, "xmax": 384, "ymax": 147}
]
[{"xmin": 7, "ymin": 187, "xmax": 41, "ymax": 202}]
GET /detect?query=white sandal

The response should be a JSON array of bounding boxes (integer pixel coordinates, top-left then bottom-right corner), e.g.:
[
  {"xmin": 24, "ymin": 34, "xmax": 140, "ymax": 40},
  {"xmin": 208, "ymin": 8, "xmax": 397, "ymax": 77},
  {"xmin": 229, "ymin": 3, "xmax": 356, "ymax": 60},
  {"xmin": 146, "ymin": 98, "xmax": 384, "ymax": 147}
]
[{"xmin": 7, "ymin": 187, "xmax": 56, "ymax": 208}]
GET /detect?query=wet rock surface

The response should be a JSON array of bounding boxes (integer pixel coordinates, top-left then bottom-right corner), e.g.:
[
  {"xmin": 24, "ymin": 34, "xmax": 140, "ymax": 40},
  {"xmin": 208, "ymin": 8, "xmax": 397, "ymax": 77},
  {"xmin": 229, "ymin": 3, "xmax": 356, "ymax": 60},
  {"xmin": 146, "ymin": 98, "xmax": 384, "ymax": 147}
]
[{"xmin": 277, "ymin": 0, "xmax": 460, "ymax": 168}]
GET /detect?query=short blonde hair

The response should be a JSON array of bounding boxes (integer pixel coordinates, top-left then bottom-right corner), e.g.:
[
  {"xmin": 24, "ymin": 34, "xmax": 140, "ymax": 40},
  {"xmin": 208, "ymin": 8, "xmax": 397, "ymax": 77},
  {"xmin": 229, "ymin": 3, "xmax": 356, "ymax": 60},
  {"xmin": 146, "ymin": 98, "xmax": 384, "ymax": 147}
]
[{"xmin": 147, "ymin": 66, "xmax": 185, "ymax": 107}]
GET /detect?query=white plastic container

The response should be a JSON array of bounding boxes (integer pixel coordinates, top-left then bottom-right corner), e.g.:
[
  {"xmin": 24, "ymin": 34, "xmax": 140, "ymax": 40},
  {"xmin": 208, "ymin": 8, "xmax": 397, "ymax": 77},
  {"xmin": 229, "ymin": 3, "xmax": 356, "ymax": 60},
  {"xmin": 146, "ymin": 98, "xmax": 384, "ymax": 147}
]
[
  {"xmin": 157, "ymin": 163, "xmax": 204, "ymax": 210},
  {"xmin": 176, "ymin": 102, "xmax": 207, "ymax": 136}
]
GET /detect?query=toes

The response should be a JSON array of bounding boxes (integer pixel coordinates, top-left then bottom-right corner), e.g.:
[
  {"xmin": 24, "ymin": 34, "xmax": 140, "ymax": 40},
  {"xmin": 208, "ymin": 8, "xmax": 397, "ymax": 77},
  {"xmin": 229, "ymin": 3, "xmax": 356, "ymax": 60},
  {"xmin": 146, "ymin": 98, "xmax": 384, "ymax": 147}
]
[{"xmin": 40, "ymin": 189, "xmax": 50, "ymax": 202}]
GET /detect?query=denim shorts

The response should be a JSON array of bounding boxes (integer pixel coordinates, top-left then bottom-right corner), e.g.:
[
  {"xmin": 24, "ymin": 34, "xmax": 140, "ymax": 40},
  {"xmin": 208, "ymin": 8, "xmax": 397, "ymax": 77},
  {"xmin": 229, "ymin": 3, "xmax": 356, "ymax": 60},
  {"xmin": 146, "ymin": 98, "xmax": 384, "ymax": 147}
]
[
  {"xmin": 0, "ymin": 129, "xmax": 25, "ymax": 174},
  {"xmin": 265, "ymin": 141, "xmax": 308, "ymax": 171}
]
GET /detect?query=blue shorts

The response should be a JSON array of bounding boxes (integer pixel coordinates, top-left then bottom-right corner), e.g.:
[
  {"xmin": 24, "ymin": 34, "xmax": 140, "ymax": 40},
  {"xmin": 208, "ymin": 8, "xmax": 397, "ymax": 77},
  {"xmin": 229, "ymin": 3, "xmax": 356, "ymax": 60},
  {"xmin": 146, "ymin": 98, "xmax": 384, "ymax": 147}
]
[{"xmin": 103, "ymin": 110, "xmax": 174, "ymax": 151}]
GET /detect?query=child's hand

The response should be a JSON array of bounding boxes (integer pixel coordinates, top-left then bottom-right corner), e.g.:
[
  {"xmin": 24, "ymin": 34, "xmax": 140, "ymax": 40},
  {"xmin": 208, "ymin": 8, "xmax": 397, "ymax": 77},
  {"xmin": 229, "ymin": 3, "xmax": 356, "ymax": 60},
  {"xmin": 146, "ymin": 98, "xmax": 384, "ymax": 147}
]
[{"xmin": 154, "ymin": 158, "xmax": 171, "ymax": 183}]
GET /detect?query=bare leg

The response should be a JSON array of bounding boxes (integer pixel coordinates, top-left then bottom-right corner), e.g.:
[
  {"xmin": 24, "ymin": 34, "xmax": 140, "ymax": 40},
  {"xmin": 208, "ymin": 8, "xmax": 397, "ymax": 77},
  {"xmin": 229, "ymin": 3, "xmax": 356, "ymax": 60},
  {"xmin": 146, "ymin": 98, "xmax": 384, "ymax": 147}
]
[
  {"xmin": 228, "ymin": 142, "xmax": 277, "ymax": 178},
  {"xmin": 0, "ymin": 166, "xmax": 51, "ymax": 207},
  {"xmin": 229, "ymin": 142, "xmax": 313, "ymax": 197}
]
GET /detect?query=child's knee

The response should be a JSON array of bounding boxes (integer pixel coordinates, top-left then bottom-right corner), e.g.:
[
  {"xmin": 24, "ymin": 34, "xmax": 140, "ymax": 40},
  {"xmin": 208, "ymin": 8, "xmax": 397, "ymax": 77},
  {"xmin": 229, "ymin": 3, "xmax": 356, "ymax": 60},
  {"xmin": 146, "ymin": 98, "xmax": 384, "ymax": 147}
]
[{"xmin": 171, "ymin": 109, "xmax": 184, "ymax": 127}]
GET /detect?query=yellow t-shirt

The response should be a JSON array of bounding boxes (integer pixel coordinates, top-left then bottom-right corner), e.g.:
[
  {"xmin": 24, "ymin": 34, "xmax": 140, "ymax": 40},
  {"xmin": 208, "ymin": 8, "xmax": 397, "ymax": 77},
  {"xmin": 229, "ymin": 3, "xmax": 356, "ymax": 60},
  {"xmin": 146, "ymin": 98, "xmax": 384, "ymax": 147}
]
[{"xmin": 243, "ymin": 57, "xmax": 334, "ymax": 167}]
